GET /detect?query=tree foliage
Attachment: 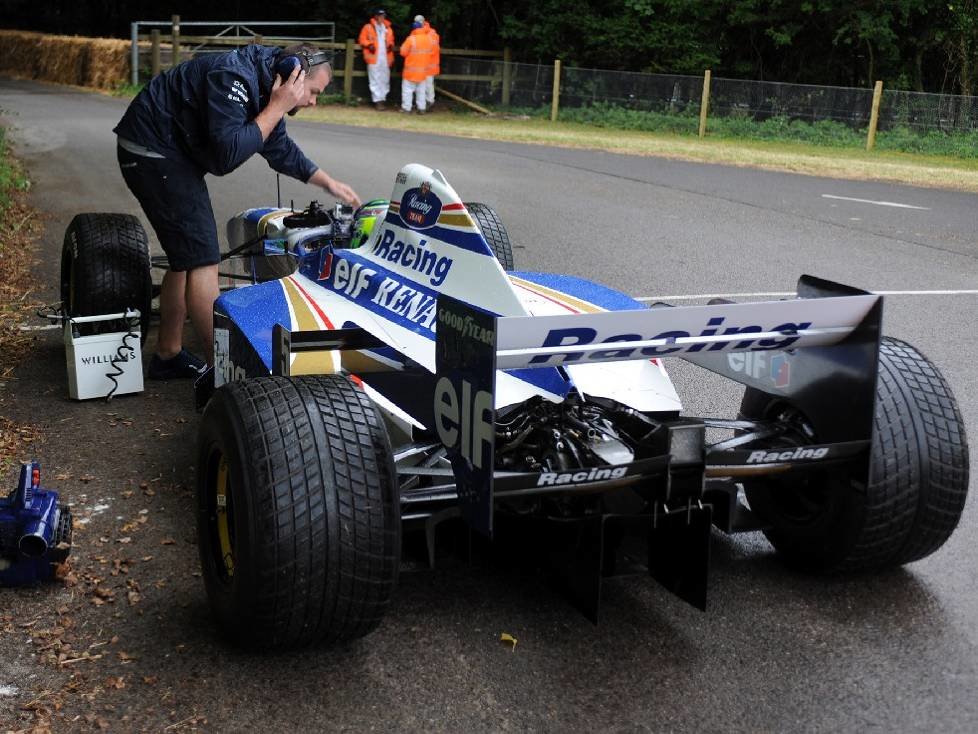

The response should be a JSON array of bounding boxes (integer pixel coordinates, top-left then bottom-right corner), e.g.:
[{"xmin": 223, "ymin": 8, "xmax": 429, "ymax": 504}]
[{"xmin": 0, "ymin": 0, "xmax": 975, "ymax": 93}]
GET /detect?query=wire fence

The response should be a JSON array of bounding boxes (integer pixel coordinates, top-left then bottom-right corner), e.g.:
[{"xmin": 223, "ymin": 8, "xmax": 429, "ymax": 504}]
[{"xmin": 435, "ymin": 56, "xmax": 978, "ymax": 136}]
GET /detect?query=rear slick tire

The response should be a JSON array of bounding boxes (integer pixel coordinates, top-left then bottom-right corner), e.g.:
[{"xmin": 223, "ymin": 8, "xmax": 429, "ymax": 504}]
[
  {"xmin": 196, "ymin": 375, "xmax": 400, "ymax": 650},
  {"xmin": 740, "ymin": 336, "xmax": 969, "ymax": 573}
]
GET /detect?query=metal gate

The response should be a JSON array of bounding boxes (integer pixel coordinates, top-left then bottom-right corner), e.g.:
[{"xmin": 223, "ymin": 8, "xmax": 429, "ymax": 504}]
[{"xmin": 129, "ymin": 19, "xmax": 336, "ymax": 85}]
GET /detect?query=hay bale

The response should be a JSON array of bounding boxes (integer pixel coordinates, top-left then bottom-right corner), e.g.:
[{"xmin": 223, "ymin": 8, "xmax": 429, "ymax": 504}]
[{"xmin": 0, "ymin": 30, "xmax": 130, "ymax": 90}]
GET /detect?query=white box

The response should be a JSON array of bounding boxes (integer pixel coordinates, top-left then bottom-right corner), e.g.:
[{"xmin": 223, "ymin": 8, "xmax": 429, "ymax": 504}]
[{"xmin": 64, "ymin": 313, "xmax": 144, "ymax": 400}]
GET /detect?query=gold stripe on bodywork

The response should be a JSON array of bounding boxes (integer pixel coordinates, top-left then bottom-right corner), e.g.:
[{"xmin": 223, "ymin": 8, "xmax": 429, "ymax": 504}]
[
  {"xmin": 280, "ymin": 278, "xmax": 340, "ymax": 375},
  {"xmin": 438, "ymin": 213, "xmax": 475, "ymax": 228},
  {"xmin": 508, "ymin": 276, "xmax": 604, "ymax": 314},
  {"xmin": 257, "ymin": 209, "xmax": 289, "ymax": 236}
]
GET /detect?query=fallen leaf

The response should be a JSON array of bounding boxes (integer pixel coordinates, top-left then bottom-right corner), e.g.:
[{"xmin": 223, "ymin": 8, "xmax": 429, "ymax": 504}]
[{"xmin": 500, "ymin": 632, "xmax": 518, "ymax": 651}]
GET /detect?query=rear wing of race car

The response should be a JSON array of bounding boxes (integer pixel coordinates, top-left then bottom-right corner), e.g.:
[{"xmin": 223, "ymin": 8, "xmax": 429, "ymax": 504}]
[{"xmin": 433, "ymin": 275, "xmax": 883, "ymax": 538}]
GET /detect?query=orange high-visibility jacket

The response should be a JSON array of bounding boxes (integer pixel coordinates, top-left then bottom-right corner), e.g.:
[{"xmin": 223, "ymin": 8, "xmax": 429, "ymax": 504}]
[
  {"xmin": 358, "ymin": 18, "xmax": 395, "ymax": 66},
  {"xmin": 424, "ymin": 22, "xmax": 440, "ymax": 76},
  {"xmin": 400, "ymin": 27, "xmax": 435, "ymax": 82}
]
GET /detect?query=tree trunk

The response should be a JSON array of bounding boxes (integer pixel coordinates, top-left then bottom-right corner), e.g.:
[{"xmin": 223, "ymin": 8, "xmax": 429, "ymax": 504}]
[
  {"xmin": 960, "ymin": 38, "xmax": 972, "ymax": 97},
  {"xmin": 865, "ymin": 39, "xmax": 875, "ymax": 88}
]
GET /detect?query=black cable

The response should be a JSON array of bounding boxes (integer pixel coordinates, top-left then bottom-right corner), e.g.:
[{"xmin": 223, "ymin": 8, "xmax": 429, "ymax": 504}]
[{"xmin": 104, "ymin": 312, "xmax": 141, "ymax": 402}]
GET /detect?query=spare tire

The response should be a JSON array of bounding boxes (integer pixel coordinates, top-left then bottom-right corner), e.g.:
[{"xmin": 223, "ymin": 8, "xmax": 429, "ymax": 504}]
[
  {"xmin": 61, "ymin": 213, "xmax": 152, "ymax": 343},
  {"xmin": 465, "ymin": 202, "xmax": 515, "ymax": 270},
  {"xmin": 740, "ymin": 336, "xmax": 969, "ymax": 573}
]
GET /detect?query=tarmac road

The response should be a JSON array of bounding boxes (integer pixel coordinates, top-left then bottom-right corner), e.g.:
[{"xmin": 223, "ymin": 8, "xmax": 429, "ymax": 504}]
[{"xmin": 1, "ymin": 76, "xmax": 977, "ymax": 732}]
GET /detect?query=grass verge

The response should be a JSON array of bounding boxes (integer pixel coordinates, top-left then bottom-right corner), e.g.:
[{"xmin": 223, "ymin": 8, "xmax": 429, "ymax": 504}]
[
  {"xmin": 303, "ymin": 104, "xmax": 978, "ymax": 193},
  {"xmin": 0, "ymin": 125, "xmax": 45, "ymax": 473}
]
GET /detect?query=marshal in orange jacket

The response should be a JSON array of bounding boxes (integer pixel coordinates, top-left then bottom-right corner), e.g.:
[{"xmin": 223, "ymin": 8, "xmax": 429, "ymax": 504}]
[
  {"xmin": 424, "ymin": 22, "xmax": 440, "ymax": 77},
  {"xmin": 358, "ymin": 17, "xmax": 395, "ymax": 66},
  {"xmin": 400, "ymin": 27, "xmax": 435, "ymax": 82}
]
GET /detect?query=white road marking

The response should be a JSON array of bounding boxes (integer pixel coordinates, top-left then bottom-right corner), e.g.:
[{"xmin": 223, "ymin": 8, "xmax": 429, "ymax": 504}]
[
  {"xmin": 636, "ymin": 290, "xmax": 978, "ymax": 302},
  {"xmin": 822, "ymin": 194, "xmax": 930, "ymax": 210}
]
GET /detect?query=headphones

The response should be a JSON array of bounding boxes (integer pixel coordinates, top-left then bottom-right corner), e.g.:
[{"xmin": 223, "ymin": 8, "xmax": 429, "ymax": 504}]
[{"xmin": 274, "ymin": 49, "xmax": 331, "ymax": 81}]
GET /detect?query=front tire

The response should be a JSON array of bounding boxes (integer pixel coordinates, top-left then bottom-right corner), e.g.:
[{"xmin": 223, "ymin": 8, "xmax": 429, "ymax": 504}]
[
  {"xmin": 465, "ymin": 202, "xmax": 515, "ymax": 270},
  {"xmin": 741, "ymin": 337, "xmax": 969, "ymax": 573},
  {"xmin": 61, "ymin": 213, "xmax": 152, "ymax": 343},
  {"xmin": 196, "ymin": 375, "xmax": 400, "ymax": 649}
]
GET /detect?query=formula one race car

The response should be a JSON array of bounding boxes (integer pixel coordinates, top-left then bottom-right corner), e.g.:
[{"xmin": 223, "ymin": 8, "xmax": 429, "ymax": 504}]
[{"xmin": 64, "ymin": 165, "xmax": 969, "ymax": 650}]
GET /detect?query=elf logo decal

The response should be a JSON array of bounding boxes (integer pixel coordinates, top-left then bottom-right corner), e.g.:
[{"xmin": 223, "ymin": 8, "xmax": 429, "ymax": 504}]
[
  {"xmin": 399, "ymin": 183, "xmax": 442, "ymax": 229},
  {"xmin": 434, "ymin": 376, "xmax": 493, "ymax": 469},
  {"xmin": 728, "ymin": 351, "xmax": 793, "ymax": 388},
  {"xmin": 537, "ymin": 466, "xmax": 628, "ymax": 486}
]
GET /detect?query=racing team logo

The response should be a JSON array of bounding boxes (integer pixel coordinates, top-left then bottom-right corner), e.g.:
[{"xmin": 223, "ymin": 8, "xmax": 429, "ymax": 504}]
[{"xmin": 399, "ymin": 182, "xmax": 443, "ymax": 230}]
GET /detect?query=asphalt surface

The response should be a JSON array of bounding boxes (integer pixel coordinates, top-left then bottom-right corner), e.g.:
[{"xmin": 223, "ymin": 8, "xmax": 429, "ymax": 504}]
[{"xmin": 1, "ymin": 76, "xmax": 977, "ymax": 732}]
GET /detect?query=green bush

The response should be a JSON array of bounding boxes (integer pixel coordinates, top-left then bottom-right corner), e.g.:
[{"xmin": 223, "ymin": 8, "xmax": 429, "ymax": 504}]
[{"xmin": 0, "ymin": 127, "xmax": 30, "ymax": 215}]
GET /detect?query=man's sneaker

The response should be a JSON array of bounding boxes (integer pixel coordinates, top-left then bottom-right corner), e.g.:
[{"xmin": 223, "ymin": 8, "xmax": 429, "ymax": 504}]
[{"xmin": 148, "ymin": 349, "xmax": 206, "ymax": 380}]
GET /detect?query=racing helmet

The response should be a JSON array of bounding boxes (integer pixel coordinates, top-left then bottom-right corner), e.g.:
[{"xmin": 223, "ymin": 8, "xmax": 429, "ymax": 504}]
[{"xmin": 350, "ymin": 199, "xmax": 389, "ymax": 248}]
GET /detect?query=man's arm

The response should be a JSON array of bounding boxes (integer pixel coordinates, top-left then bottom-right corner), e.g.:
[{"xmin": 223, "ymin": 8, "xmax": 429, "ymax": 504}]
[{"xmin": 204, "ymin": 66, "xmax": 305, "ymax": 175}]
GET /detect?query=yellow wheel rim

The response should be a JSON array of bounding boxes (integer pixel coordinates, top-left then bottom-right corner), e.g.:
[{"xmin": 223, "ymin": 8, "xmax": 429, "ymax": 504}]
[{"xmin": 215, "ymin": 455, "xmax": 234, "ymax": 578}]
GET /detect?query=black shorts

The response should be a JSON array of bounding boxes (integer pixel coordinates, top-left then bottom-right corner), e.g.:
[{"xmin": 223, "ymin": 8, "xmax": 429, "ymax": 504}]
[{"xmin": 117, "ymin": 145, "xmax": 220, "ymax": 272}]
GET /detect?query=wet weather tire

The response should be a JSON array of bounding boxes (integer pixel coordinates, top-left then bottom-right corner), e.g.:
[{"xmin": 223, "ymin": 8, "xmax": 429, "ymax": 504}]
[
  {"xmin": 196, "ymin": 375, "xmax": 400, "ymax": 649},
  {"xmin": 61, "ymin": 213, "xmax": 152, "ymax": 343},
  {"xmin": 465, "ymin": 202, "xmax": 515, "ymax": 270},
  {"xmin": 741, "ymin": 337, "xmax": 969, "ymax": 573}
]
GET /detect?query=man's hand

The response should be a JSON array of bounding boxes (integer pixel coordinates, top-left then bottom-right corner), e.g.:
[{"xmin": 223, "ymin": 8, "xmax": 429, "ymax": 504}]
[
  {"xmin": 270, "ymin": 65, "xmax": 306, "ymax": 116},
  {"xmin": 309, "ymin": 169, "xmax": 362, "ymax": 208},
  {"xmin": 324, "ymin": 179, "xmax": 363, "ymax": 208},
  {"xmin": 255, "ymin": 65, "xmax": 305, "ymax": 140}
]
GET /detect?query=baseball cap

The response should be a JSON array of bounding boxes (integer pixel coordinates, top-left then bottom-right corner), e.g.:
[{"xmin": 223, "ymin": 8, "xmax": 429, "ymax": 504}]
[
  {"xmin": 374, "ymin": 8, "xmax": 386, "ymax": 15},
  {"xmin": 414, "ymin": 14, "xmax": 425, "ymax": 23}
]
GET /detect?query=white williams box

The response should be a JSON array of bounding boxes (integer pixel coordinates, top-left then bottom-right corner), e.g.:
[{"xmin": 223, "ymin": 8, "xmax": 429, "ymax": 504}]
[{"xmin": 64, "ymin": 312, "xmax": 144, "ymax": 400}]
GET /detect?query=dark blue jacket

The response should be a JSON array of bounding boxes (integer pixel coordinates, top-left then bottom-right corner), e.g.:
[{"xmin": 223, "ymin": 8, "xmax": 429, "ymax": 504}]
[{"xmin": 115, "ymin": 45, "xmax": 318, "ymax": 181}]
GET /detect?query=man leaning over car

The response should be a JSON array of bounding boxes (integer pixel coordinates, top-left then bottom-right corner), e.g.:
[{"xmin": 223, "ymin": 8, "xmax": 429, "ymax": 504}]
[{"xmin": 114, "ymin": 44, "xmax": 362, "ymax": 379}]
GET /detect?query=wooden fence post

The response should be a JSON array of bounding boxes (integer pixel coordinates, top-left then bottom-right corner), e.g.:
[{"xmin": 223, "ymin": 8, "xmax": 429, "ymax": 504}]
[
  {"xmin": 344, "ymin": 38, "xmax": 355, "ymax": 100},
  {"xmin": 698, "ymin": 69, "xmax": 711, "ymax": 137},
  {"xmin": 171, "ymin": 15, "xmax": 180, "ymax": 68},
  {"xmin": 501, "ymin": 47, "xmax": 512, "ymax": 107},
  {"xmin": 130, "ymin": 21, "xmax": 139, "ymax": 86},
  {"xmin": 866, "ymin": 80, "xmax": 884, "ymax": 150},
  {"xmin": 551, "ymin": 59, "xmax": 562, "ymax": 122},
  {"xmin": 150, "ymin": 30, "xmax": 160, "ymax": 78}
]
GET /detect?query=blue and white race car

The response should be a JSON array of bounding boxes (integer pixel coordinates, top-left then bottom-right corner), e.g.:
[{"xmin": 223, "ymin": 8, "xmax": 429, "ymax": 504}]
[{"xmin": 65, "ymin": 165, "xmax": 970, "ymax": 650}]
